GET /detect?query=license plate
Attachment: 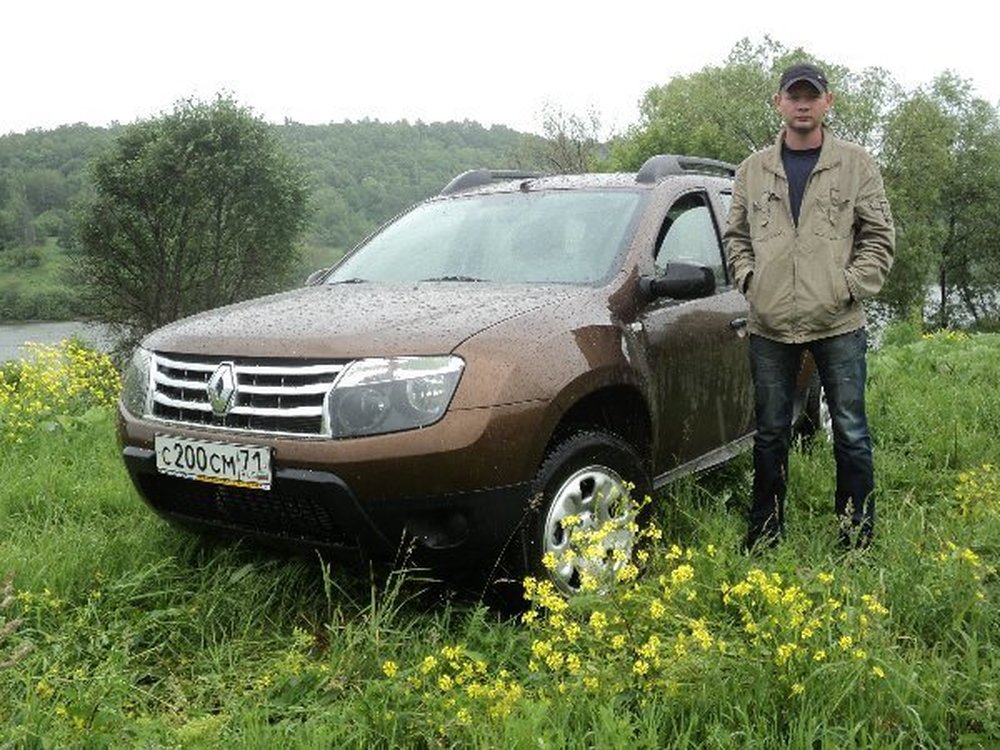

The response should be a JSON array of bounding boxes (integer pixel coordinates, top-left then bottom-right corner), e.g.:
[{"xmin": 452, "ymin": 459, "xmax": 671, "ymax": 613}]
[{"xmin": 155, "ymin": 435, "xmax": 272, "ymax": 490}]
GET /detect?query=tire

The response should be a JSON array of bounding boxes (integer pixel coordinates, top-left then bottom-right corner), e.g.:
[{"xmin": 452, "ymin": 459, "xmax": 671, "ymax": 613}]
[{"xmin": 525, "ymin": 430, "xmax": 652, "ymax": 595}]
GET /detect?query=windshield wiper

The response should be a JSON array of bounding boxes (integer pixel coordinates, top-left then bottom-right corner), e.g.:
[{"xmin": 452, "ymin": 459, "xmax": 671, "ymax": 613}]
[
  {"xmin": 420, "ymin": 275, "xmax": 485, "ymax": 282},
  {"xmin": 328, "ymin": 277, "xmax": 368, "ymax": 284}
]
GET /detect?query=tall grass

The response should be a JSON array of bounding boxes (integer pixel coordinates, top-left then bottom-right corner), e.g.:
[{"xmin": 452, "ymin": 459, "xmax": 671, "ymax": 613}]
[{"xmin": 1, "ymin": 333, "xmax": 997, "ymax": 748}]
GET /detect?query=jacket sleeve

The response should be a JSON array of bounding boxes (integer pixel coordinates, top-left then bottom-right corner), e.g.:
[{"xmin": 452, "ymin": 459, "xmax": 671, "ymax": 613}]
[
  {"xmin": 723, "ymin": 161, "xmax": 754, "ymax": 294},
  {"xmin": 844, "ymin": 154, "xmax": 895, "ymax": 301}
]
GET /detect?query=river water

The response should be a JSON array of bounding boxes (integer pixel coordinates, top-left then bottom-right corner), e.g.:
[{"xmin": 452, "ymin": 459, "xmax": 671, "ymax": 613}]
[{"xmin": 0, "ymin": 321, "xmax": 114, "ymax": 363}]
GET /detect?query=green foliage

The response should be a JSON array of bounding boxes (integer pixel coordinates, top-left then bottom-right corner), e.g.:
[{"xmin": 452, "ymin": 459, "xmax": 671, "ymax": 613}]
[
  {"xmin": 608, "ymin": 38, "xmax": 784, "ymax": 169},
  {"xmin": 0, "ymin": 124, "xmax": 114, "ymax": 254},
  {"xmin": 518, "ymin": 104, "xmax": 605, "ymax": 173},
  {"xmin": 882, "ymin": 73, "xmax": 1000, "ymax": 326},
  {"xmin": 1, "ymin": 334, "xmax": 999, "ymax": 746},
  {"xmin": 878, "ymin": 316, "xmax": 924, "ymax": 348},
  {"xmin": 76, "ymin": 97, "xmax": 310, "ymax": 347},
  {"xmin": 0, "ymin": 339, "xmax": 119, "ymax": 444},
  {"xmin": 0, "ymin": 238, "xmax": 82, "ymax": 320}
]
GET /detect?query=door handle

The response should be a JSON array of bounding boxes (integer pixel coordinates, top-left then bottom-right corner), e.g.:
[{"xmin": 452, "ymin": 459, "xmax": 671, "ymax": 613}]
[{"xmin": 730, "ymin": 318, "xmax": 748, "ymax": 337}]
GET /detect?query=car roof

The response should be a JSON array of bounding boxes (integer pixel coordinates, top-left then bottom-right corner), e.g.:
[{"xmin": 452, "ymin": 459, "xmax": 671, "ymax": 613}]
[
  {"xmin": 439, "ymin": 172, "xmax": 734, "ymax": 199},
  {"xmin": 446, "ymin": 172, "xmax": 643, "ymax": 195},
  {"xmin": 439, "ymin": 155, "xmax": 736, "ymax": 197}
]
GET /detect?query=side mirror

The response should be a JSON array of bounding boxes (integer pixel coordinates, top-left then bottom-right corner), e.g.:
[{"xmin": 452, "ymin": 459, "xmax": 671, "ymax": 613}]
[
  {"xmin": 304, "ymin": 267, "xmax": 329, "ymax": 286},
  {"xmin": 640, "ymin": 263, "xmax": 715, "ymax": 300}
]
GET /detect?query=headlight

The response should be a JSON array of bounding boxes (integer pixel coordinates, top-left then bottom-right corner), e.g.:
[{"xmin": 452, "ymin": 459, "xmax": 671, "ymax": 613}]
[
  {"xmin": 120, "ymin": 347, "xmax": 152, "ymax": 417},
  {"xmin": 328, "ymin": 356, "xmax": 463, "ymax": 438}
]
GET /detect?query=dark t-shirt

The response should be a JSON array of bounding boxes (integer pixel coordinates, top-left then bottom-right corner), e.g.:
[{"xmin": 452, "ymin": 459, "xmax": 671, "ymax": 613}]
[{"xmin": 782, "ymin": 143, "xmax": 821, "ymax": 227}]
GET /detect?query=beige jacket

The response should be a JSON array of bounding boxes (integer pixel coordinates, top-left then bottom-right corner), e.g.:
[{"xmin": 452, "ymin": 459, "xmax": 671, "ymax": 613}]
[{"xmin": 724, "ymin": 128, "xmax": 895, "ymax": 343}]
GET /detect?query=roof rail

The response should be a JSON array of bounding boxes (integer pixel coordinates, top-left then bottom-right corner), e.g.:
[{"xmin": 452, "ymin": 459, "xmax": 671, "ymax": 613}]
[
  {"xmin": 635, "ymin": 155, "xmax": 736, "ymax": 184},
  {"xmin": 440, "ymin": 169, "xmax": 547, "ymax": 196}
]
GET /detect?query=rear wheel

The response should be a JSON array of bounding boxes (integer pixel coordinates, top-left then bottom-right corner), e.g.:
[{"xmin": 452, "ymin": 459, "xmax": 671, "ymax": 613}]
[{"xmin": 525, "ymin": 430, "xmax": 651, "ymax": 595}]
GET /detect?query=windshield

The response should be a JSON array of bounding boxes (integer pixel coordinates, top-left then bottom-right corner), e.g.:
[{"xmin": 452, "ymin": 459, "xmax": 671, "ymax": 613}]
[{"xmin": 327, "ymin": 190, "xmax": 644, "ymax": 285}]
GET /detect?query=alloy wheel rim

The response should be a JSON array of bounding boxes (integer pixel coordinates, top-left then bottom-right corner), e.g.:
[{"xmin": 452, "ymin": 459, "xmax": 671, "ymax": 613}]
[{"xmin": 542, "ymin": 464, "xmax": 634, "ymax": 594}]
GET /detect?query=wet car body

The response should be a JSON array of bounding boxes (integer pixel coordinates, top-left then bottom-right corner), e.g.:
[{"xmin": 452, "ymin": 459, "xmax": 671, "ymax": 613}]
[{"xmin": 117, "ymin": 157, "xmax": 815, "ymax": 591}]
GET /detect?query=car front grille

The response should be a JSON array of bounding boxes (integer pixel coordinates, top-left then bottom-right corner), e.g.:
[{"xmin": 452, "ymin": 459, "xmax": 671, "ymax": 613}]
[{"xmin": 150, "ymin": 353, "xmax": 346, "ymax": 436}]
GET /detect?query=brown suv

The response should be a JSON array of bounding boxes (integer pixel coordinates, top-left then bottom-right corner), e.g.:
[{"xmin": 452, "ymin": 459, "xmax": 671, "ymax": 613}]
[{"xmin": 117, "ymin": 155, "xmax": 815, "ymax": 593}]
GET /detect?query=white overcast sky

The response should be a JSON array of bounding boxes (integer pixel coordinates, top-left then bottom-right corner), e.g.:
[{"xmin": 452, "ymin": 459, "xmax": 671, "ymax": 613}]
[{"xmin": 4, "ymin": 1, "xmax": 997, "ymax": 138}]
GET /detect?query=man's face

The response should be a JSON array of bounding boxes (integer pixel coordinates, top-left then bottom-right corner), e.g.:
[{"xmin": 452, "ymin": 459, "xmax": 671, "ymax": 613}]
[{"xmin": 773, "ymin": 81, "xmax": 833, "ymax": 135}]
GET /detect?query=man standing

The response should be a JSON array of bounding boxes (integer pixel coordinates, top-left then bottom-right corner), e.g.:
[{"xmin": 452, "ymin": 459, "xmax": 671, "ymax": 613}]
[{"xmin": 724, "ymin": 63, "xmax": 895, "ymax": 551}]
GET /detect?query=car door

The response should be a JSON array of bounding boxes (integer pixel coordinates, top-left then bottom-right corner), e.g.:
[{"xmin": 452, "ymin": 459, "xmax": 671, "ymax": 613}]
[{"xmin": 637, "ymin": 187, "xmax": 754, "ymax": 476}]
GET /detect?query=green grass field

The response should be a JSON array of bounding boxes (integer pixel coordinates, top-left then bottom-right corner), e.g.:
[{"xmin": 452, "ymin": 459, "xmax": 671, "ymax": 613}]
[
  {"xmin": 1, "ymin": 331, "xmax": 997, "ymax": 748},
  {"xmin": 0, "ymin": 239, "xmax": 82, "ymax": 321}
]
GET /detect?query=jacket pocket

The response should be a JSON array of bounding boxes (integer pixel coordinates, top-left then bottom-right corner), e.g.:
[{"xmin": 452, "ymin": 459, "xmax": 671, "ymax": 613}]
[
  {"xmin": 798, "ymin": 245, "xmax": 853, "ymax": 329},
  {"xmin": 750, "ymin": 190, "xmax": 785, "ymax": 242},
  {"xmin": 813, "ymin": 185, "xmax": 854, "ymax": 239},
  {"xmin": 747, "ymin": 252, "xmax": 793, "ymax": 334}
]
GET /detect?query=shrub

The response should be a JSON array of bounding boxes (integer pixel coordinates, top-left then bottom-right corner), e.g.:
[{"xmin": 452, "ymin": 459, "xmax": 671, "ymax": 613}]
[{"xmin": 0, "ymin": 339, "xmax": 119, "ymax": 444}]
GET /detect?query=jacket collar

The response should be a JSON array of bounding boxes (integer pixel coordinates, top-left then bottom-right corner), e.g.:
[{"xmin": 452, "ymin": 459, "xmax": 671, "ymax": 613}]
[{"xmin": 763, "ymin": 126, "xmax": 842, "ymax": 176}]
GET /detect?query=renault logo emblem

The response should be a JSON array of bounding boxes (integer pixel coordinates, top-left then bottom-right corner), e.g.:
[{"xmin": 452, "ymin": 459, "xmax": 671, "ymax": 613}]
[{"xmin": 207, "ymin": 362, "xmax": 237, "ymax": 416}]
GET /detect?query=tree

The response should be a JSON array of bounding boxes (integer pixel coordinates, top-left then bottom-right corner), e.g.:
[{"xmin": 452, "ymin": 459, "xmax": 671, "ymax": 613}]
[
  {"xmin": 77, "ymin": 97, "xmax": 310, "ymax": 348},
  {"xmin": 608, "ymin": 38, "xmax": 781, "ymax": 169},
  {"xmin": 22, "ymin": 169, "xmax": 70, "ymax": 216},
  {"xmin": 881, "ymin": 73, "xmax": 1000, "ymax": 326},
  {"xmin": 879, "ymin": 91, "xmax": 954, "ymax": 318},
  {"xmin": 517, "ymin": 104, "xmax": 604, "ymax": 173}
]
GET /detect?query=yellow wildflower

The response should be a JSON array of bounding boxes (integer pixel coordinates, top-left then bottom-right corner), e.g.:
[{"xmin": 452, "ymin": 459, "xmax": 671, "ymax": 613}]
[
  {"xmin": 589, "ymin": 611, "xmax": 608, "ymax": 634},
  {"xmin": 649, "ymin": 598, "xmax": 666, "ymax": 619},
  {"xmin": 671, "ymin": 564, "xmax": 694, "ymax": 586},
  {"xmin": 776, "ymin": 643, "xmax": 798, "ymax": 666},
  {"xmin": 420, "ymin": 655, "xmax": 438, "ymax": 674}
]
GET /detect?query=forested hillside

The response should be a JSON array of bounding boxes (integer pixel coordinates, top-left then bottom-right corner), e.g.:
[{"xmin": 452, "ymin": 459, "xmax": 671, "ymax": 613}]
[
  {"xmin": 0, "ymin": 120, "xmax": 542, "ymax": 320},
  {"xmin": 282, "ymin": 120, "xmax": 537, "ymax": 251}
]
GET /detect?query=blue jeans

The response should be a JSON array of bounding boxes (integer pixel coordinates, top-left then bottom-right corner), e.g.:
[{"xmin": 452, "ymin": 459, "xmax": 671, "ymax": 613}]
[{"xmin": 748, "ymin": 329, "xmax": 874, "ymax": 545}]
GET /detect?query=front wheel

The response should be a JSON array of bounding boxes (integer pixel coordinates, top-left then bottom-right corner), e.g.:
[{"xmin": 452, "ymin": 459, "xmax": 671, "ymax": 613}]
[{"xmin": 525, "ymin": 430, "xmax": 651, "ymax": 595}]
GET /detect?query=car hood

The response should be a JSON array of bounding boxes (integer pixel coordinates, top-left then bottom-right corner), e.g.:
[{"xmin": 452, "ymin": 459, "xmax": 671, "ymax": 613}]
[{"xmin": 143, "ymin": 283, "xmax": 587, "ymax": 359}]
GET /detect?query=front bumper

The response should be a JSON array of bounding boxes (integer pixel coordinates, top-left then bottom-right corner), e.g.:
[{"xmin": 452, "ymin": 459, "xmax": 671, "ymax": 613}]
[{"xmin": 122, "ymin": 446, "xmax": 530, "ymax": 568}]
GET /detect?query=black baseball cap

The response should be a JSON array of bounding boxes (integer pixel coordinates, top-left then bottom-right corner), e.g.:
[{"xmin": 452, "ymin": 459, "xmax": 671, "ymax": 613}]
[{"xmin": 779, "ymin": 63, "xmax": 829, "ymax": 93}]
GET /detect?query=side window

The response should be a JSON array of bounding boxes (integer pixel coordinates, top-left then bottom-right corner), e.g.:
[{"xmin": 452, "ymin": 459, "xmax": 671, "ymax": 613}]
[{"xmin": 654, "ymin": 191, "xmax": 726, "ymax": 288}]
